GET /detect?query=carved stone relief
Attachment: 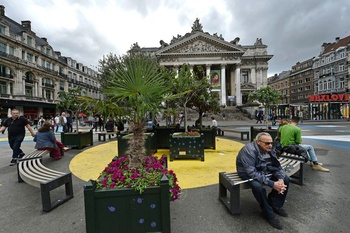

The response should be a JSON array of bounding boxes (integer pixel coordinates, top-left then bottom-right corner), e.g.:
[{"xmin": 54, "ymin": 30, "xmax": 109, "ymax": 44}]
[{"xmin": 176, "ymin": 40, "xmax": 225, "ymax": 53}]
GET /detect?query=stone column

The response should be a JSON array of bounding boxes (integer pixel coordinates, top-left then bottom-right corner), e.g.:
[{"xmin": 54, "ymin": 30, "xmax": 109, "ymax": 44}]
[
  {"xmin": 235, "ymin": 65, "xmax": 242, "ymax": 105},
  {"xmin": 221, "ymin": 64, "xmax": 226, "ymax": 105},
  {"xmin": 174, "ymin": 65, "xmax": 179, "ymax": 78},
  {"xmin": 251, "ymin": 68, "xmax": 256, "ymax": 84},
  {"xmin": 206, "ymin": 64, "xmax": 211, "ymax": 77},
  {"xmin": 38, "ymin": 77, "xmax": 43, "ymax": 97},
  {"xmin": 7, "ymin": 82, "xmax": 11, "ymax": 95}
]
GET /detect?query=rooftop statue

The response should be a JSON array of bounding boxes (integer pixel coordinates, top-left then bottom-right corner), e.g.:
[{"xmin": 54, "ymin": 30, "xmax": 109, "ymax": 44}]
[{"xmin": 191, "ymin": 18, "xmax": 203, "ymax": 33}]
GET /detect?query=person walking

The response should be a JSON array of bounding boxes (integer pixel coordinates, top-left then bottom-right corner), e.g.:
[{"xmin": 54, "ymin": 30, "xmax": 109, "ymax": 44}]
[
  {"xmin": 54, "ymin": 114, "xmax": 60, "ymax": 132},
  {"xmin": 0, "ymin": 108, "xmax": 35, "ymax": 166},
  {"xmin": 66, "ymin": 113, "xmax": 73, "ymax": 132}
]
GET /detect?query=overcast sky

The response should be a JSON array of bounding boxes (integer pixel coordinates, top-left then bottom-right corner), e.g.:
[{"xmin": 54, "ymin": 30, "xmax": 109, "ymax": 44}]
[{"xmin": 1, "ymin": 0, "xmax": 349, "ymax": 76}]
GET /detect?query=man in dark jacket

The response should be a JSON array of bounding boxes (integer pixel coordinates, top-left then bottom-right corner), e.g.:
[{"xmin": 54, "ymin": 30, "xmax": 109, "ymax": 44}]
[
  {"xmin": 236, "ymin": 132, "xmax": 289, "ymax": 230},
  {"xmin": 0, "ymin": 108, "xmax": 35, "ymax": 165}
]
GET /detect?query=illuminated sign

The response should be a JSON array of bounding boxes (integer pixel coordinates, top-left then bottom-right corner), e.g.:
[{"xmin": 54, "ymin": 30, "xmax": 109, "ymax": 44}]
[{"xmin": 308, "ymin": 94, "xmax": 350, "ymax": 102}]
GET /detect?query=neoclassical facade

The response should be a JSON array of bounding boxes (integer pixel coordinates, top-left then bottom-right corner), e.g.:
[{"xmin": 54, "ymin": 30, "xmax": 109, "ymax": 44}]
[
  {"xmin": 0, "ymin": 5, "xmax": 101, "ymax": 121},
  {"xmin": 131, "ymin": 18, "xmax": 273, "ymax": 106}
]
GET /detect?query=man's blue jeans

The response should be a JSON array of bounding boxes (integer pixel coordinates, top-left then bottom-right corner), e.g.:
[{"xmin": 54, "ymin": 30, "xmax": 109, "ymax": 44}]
[
  {"xmin": 300, "ymin": 144, "xmax": 318, "ymax": 163},
  {"xmin": 8, "ymin": 134, "xmax": 25, "ymax": 159},
  {"xmin": 249, "ymin": 175, "xmax": 290, "ymax": 220}
]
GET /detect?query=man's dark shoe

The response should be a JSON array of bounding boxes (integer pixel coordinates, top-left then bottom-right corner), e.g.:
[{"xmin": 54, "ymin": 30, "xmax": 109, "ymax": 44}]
[
  {"xmin": 272, "ymin": 206, "xmax": 288, "ymax": 217},
  {"xmin": 9, "ymin": 159, "xmax": 17, "ymax": 166},
  {"xmin": 267, "ymin": 217, "xmax": 283, "ymax": 230},
  {"xmin": 19, "ymin": 152, "xmax": 25, "ymax": 158}
]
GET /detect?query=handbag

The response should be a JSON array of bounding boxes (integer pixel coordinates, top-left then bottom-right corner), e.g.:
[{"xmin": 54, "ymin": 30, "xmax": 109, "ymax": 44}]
[{"xmin": 57, "ymin": 125, "xmax": 63, "ymax": 133}]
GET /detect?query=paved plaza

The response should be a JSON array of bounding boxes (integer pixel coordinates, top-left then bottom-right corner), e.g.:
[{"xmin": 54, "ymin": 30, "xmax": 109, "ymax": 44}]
[{"xmin": 0, "ymin": 119, "xmax": 349, "ymax": 233}]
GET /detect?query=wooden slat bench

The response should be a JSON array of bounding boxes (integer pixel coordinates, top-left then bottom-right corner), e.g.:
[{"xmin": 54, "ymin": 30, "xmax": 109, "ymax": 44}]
[
  {"xmin": 17, "ymin": 150, "xmax": 74, "ymax": 212},
  {"xmin": 97, "ymin": 131, "xmax": 117, "ymax": 141},
  {"xmin": 221, "ymin": 129, "xmax": 249, "ymax": 140},
  {"xmin": 219, "ymin": 152, "xmax": 304, "ymax": 215}
]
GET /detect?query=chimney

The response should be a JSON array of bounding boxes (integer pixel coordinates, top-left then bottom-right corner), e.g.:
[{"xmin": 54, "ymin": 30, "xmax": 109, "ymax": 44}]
[
  {"xmin": 0, "ymin": 5, "xmax": 5, "ymax": 16},
  {"xmin": 335, "ymin": 37, "xmax": 340, "ymax": 43},
  {"xmin": 21, "ymin": 20, "xmax": 31, "ymax": 31}
]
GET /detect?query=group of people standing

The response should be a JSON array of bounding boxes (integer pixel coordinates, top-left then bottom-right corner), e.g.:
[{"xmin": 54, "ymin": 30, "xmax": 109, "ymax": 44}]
[{"xmin": 54, "ymin": 112, "xmax": 73, "ymax": 133}]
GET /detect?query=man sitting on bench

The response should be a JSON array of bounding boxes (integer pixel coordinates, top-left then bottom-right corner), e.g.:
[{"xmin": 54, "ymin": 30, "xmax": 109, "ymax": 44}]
[{"xmin": 236, "ymin": 132, "xmax": 289, "ymax": 230}]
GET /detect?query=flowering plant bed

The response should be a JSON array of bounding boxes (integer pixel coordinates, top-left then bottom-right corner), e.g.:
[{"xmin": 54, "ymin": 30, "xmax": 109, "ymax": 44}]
[
  {"xmin": 84, "ymin": 155, "xmax": 180, "ymax": 233},
  {"xmin": 96, "ymin": 155, "xmax": 180, "ymax": 201},
  {"xmin": 172, "ymin": 131, "xmax": 200, "ymax": 137}
]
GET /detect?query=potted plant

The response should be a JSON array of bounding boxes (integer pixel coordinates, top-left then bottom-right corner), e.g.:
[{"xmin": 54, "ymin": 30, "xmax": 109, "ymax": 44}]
[
  {"xmin": 57, "ymin": 87, "xmax": 93, "ymax": 149},
  {"xmin": 169, "ymin": 131, "xmax": 205, "ymax": 161},
  {"xmin": 84, "ymin": 155, "xmax": 180, "ymax": 233},
  {"xmin": 84, "ymin": 52, "xmax": 181, "ymax": 233}
]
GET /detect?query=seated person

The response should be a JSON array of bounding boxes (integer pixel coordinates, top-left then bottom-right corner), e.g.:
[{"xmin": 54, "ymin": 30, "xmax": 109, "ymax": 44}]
[
  {"xmin": 105, "ymin": 117, "xmax": 115, "ymax": 133},
  {"xmin": 280, "ymin": 116, "xmax": 329, "ymax": 172},
  {"xmin": 34, "ymin": 121, "xmax": 70, "ymax": 160},
  {"xmin": 236, "ymin": 132, "xmax": 289, "ymax": 230}
]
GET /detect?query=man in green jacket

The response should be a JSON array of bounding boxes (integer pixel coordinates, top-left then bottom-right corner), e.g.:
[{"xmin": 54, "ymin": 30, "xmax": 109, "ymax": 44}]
[{"xmin": 280, "ymin": 116, "xmax": 329, "ymax": 172}]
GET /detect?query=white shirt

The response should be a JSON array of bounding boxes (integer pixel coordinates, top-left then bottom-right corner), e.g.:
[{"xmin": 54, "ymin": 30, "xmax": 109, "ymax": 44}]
[{"xmin": 212, "ymin": 119, "xmax": 218, "ymax": 127}]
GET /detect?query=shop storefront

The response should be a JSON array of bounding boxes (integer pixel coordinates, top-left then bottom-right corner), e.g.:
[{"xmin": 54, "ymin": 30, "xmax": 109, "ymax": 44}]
[{"xmin": 308, "ymin": 93, "xmax": 350, "ymax": 120}]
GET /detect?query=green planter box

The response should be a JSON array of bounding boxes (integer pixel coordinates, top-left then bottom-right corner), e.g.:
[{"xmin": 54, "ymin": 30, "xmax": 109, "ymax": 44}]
[
  {"xmin": 169, "ymin": 133, "xmax": 205, "ymax": 161},
  {"xmin": 61, "ymin": 130, "xmax": 93, "ymax": 149},
  {"xmin": 84, "ymin": 176, "xmax": 171, "ymax": 233},
  {"xmin": 118, "ymin": 133, "xmax": 157, "ymax": 157},
  {"xmin": 153, "ymin": 127, "xmax": 184, "ymax": 149},
  {"xmin": 250, "ymin": 126, "xmax": 278, "ymax": 145}
]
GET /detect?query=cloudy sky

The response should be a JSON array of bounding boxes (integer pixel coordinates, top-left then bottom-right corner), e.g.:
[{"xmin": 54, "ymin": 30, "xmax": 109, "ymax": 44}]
[{"xmin": 1, "ymin": 0, "xmax": 349, "ymax": 76}]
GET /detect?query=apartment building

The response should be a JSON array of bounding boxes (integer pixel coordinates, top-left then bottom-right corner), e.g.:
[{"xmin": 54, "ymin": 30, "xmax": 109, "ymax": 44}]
[
  {"xmin": 268, "ymin": 36, "xmax": 350, "ymax": 120},
  {"xmin": 0, "ymin": 5, "xmax": 101, "ymax": 122},
  {"xmin": 268, "ymin": 70, "xmax": 291, "ymax": 118},
  {"xmin": 311, "ymin": 36, "xmax": 350, "ymax": 120}
]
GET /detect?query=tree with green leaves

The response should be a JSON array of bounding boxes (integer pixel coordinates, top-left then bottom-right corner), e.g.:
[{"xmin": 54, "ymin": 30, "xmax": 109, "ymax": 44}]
[
  {"xmin": 171, "ymin": 64, "xmax": 220, "ymax": 130},
  {"xmin": 104, "ymin": 52, "xmax": 176, "ymax": 168},
  {"xmin": 248, "ymin": 86, "xmax": 283, "ymax": 127},
  {"xmin": 57, "ymin": 87, "xmax": 89, "ymax": 132}
]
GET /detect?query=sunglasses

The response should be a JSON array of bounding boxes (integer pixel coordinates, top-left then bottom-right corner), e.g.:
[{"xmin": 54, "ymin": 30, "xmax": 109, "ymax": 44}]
[{"xmin": 259, "ymin": 140, "xmax": 273, "ymax": 145}]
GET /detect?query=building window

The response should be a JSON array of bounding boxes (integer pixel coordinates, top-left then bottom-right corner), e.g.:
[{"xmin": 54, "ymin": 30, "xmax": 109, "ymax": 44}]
[
  {"xmin": 27, "ymin": 36, "xmax": 32, "ymax": 46},
  {"xmin": 27, "ymin": 53, "xmax": 33, "ymax": 62},
  {"xmin": 242, "ymin": 71, "xmax": 249, "ymax": 83},
  {"xmin": 0, "ymin": 25, "xmax": 5, "ymax": 34},
  {"xmin": 46, "ymin": 48, "xmax": 51, "ymax": 56},
  {"xmin": 0, "ymin": 81, "xmax": 7, "ymax": 94},
  {"xmin": 0, "ymin": 41, "xmax": 6, "ymax": 53},
  {"xmin": 9, "ymin": 46, "xmax": 14, "ymax": 56},
  {"xmin": 60, "ymin": 81, "xmax": 64, "ymax": 90},
  {"xmin": 339, "ymin": 64, "xmax": 345, "ymax": 72},
  {"xmin": 25, "ymin": 86, "xmax": 33, "ymax": 96}
]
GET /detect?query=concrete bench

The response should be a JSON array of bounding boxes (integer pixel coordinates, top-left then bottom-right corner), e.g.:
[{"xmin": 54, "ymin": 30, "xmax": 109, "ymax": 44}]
[
  {"xmin": 221, "ymin": 129, "xmax": 250, "ymax": 140},
  {"xmin": 219, "ymin": 152, "xmax": 304, "ymax": 214},
  {"xmin": 97, "ymin": 131, "xmax": 117, "ymax": 141},
  {"xmin": 17, "ymin": 150, "xmax": 74, "ymax": 212}
]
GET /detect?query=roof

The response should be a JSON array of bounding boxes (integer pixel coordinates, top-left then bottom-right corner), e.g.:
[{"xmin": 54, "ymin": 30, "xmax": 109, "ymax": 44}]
[{"xmin": 322, "ymin": 35, "xmax": 350, "ymax": 54}]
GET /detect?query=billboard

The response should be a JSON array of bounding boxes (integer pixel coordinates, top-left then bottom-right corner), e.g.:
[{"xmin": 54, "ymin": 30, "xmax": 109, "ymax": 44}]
[{"xmin": 210, "ymin": 70, "xmax": 221, "ymax": 89}]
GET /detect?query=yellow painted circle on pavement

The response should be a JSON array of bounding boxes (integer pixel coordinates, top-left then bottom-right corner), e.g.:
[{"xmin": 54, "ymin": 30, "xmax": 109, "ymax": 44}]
[{"xmin": 69, "ymin": 138, "xmax": 244, "ymax": 190}]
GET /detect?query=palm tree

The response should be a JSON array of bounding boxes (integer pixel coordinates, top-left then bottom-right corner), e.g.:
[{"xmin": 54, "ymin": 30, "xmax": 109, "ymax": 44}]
[{"xmin": 104, "ymin": 53, "xmax": 173, "ymax": 168}]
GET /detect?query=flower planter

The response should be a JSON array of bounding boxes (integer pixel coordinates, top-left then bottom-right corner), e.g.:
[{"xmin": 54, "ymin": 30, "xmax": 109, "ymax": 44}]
[
  {"xmin": 61, "ymin": 129, "xmax": 93, "ymax": 149},
  {"xmin": 117, "ymin": 133, "xmax": 157, "ymax": 157},
  {"xmin": 84, "ymin": 176, "xmax": 171, "ymax": 233},
  {"xmin": 169, "ymin": 133, "xmax": 205, "ymax": 161}
]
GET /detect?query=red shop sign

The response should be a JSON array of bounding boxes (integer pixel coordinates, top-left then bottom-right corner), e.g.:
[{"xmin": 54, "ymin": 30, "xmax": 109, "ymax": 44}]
[{"xmin": 308, "ymin": 94, "xmax": 350, "ymax": 102}]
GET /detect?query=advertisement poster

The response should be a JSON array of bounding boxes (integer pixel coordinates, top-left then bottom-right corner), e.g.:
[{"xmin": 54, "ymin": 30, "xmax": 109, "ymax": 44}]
[{"xmin": 210, "ymin": 70, "xmax": 221, "ymax": 89}]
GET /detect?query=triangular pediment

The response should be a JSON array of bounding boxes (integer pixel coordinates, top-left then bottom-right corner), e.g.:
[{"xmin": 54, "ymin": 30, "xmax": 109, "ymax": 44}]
[{"xmin": 156, "ymin": 32, "xmax": 245, "ymax": 56}]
